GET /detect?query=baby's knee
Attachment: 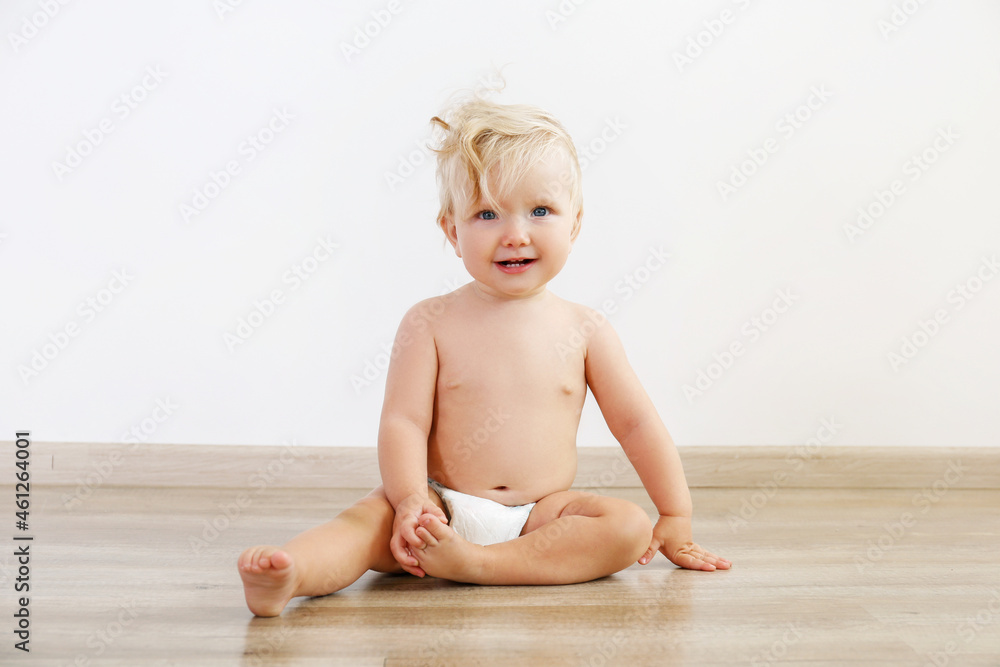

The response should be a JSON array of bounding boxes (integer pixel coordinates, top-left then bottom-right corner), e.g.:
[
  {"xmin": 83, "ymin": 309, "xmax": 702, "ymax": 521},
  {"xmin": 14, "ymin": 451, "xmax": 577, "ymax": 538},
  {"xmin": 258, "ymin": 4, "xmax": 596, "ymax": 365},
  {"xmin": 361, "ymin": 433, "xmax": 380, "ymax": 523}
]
[
  {"xmin": 351, "ymin": 489, "xmax": 396, "ymax": 527},
  {"xmin": 608, "ymin": 499, "xmax": 653, "ymax": 557}
]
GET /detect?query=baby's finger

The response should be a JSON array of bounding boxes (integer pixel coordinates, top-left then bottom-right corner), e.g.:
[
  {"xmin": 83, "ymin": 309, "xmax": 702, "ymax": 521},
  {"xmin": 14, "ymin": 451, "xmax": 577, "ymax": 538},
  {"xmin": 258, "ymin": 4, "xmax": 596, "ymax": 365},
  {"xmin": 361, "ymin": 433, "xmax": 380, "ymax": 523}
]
[
  {"xmin": 686, "ymin": 543, "xmax": 731, "ymax": 568},
  {"xmin": 400, "ymin": 516, "xmax": 425, "ymax": 549},
  {"xmin": 674, "ymin": 551, "xmax": 717, "ymax": 571},
  {"xmin": 399, "ymin": 558, "xmax": 425, "ymax": 578},
  {"xmin": 389, "ymin": 534, "xmax": 414, "ymax": 567},
  {"xmin": 396, "ymin": 529, "xmax": 423, "ymax": 563},
  {"xmin": 421, "ymin": 502, "xmax": 447, "ymax": 524},
  {"xmin": 639, "ymin": 538, "xmax": 661, "ymax": 565},
  {"xmin": 390, "ymin": 537, "xmax": 425, "ymax": 577},
  {"xmin": 699, "ymin": 550, "xmax": 732, "ymax": 569}
]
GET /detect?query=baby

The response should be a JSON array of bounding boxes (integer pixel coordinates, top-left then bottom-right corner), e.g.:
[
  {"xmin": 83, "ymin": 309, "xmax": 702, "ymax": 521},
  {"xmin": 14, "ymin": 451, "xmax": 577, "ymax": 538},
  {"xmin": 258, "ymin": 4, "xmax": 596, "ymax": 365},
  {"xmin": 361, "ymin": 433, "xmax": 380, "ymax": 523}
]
[{"xmin": 238, "ymin": 96, "xmax": 730, "ymax": 617}]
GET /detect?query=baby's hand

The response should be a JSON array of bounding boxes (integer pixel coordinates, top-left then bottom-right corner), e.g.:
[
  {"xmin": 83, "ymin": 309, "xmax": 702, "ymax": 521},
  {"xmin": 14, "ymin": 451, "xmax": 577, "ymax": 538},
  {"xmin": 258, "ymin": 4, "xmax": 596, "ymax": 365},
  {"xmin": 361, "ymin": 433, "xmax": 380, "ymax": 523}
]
[
  {"xmin": 639, "ymin": 515, "xmax": 731, "ymax": 572},
  {"xmin": 390, "ymin": 493, "xmax": 448, "ymax": 577}
]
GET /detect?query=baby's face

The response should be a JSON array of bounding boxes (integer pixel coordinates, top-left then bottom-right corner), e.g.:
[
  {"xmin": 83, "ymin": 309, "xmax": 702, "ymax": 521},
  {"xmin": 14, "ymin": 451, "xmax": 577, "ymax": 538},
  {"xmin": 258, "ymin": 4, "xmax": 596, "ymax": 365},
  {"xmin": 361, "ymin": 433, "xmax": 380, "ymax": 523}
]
[{"xmin": 441, "ymin": 148, "xmax": 581, "ymax": 300}]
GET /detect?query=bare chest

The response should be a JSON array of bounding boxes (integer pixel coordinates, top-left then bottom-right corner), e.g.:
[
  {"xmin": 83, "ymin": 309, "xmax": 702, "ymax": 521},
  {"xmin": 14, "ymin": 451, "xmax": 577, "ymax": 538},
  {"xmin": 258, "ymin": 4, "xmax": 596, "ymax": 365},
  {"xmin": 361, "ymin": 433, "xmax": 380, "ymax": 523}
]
[{"xmin": 436, "ymin": 323, "xmax": 586, "ymax": 403}]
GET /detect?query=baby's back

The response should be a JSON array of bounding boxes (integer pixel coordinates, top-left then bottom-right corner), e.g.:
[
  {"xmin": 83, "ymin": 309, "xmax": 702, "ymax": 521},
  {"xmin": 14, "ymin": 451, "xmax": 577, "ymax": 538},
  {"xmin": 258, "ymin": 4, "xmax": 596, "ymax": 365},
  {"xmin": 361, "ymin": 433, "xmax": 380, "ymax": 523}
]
[{"xmin": 425, "ymin": 285, "xmax": 589, "ymax": 505}]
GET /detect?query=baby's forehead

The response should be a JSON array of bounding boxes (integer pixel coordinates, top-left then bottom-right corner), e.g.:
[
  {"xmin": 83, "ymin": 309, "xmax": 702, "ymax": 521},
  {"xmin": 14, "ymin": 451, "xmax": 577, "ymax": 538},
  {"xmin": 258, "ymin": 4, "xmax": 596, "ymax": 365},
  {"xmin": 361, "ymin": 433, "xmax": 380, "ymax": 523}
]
[
  {"xmin": 526, "ymin": 143, "xmax": 575, "ymax": 173},
  {"xmin": 459, "ymin": 146, "xmax": 574, "ymax": 200}
]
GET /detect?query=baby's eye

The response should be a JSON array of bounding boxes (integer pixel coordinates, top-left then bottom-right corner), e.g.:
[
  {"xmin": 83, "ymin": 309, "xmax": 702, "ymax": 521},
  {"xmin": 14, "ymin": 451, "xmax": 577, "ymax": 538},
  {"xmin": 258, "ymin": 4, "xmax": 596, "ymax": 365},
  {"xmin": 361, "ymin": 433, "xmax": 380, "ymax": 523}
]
[
  {"xmin": 477, "ymin": 210, "xmax": 497, "ymax": 220},
  {"xmin": 532, "ymin": 206, "xmax": 549, "ymax": 217}
]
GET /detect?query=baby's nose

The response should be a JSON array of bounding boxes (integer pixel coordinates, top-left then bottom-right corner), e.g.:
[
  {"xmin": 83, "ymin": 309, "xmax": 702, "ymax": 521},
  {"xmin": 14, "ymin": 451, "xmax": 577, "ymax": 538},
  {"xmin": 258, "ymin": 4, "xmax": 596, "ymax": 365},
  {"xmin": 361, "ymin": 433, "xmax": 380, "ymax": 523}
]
[{"xmin": 501, "ymin": 219, "xmax": 530, "ymax": 245}]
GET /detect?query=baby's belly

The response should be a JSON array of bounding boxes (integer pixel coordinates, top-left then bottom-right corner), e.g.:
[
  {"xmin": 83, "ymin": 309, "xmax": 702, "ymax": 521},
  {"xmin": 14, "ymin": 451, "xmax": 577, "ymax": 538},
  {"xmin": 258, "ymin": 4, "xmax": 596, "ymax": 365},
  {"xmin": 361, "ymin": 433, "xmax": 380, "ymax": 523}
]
[{"xmin": 427, "ymin": 406, "xmax": 580, "ymax": 506}]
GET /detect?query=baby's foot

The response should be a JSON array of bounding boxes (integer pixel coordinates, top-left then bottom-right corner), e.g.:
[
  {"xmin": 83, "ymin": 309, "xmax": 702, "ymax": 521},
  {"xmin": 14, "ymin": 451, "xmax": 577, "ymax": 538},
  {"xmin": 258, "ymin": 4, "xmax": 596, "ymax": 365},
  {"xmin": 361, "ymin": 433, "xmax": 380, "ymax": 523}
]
[
  {"xmin": 413, "ymin": 514, "xmax": 490, "ymax": 584},
  {"xmin": 238, "ymin": 546, "xmax": 298, "ymax": 617}
]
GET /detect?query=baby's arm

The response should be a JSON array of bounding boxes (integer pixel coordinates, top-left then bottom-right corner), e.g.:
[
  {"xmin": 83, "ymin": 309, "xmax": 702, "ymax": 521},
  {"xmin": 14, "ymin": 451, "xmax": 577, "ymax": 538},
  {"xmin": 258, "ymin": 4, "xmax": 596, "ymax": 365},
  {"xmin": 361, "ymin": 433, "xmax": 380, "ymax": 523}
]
[
  {"xmin": 584, "ymin": 312, "xmax": 730, "ymax": 571},
  {"xmin": 377, "ymin": 302, "xmax": 447, "ymax": 577}
]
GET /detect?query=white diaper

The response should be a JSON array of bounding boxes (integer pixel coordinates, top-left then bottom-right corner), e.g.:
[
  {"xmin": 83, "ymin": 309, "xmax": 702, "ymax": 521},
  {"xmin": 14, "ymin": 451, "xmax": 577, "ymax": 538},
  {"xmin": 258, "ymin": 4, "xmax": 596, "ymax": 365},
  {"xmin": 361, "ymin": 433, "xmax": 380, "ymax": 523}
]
[{"xmin": 427, "ymin": 479, "xmax": 536, "ymax": 546}]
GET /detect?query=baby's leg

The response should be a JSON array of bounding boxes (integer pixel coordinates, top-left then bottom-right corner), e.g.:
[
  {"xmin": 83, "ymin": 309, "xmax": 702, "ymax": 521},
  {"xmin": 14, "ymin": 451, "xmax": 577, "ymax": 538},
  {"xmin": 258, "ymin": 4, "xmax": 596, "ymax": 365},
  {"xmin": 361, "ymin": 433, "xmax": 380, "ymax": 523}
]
[
  {"xmin": 413, "ymin": 491, "xmax": 652, "ymax": 586},
  {"xmin": 238, "ymin": 486, "xmax": 408, "ymax": 616}
]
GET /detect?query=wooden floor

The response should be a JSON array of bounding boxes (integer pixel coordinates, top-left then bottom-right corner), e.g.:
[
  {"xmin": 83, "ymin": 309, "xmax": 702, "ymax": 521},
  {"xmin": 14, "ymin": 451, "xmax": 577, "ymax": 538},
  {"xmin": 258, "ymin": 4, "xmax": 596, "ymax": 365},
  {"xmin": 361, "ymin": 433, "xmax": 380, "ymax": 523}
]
[{"xmin": 10, "ymin": 483, "xmax": 1000, "ymax": 666}]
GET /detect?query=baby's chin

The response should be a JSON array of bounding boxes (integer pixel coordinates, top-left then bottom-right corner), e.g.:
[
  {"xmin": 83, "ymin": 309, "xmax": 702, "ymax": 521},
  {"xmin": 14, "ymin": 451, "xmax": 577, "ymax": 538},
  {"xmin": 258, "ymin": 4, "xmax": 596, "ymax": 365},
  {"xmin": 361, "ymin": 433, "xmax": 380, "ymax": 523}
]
[{"xmin": 473, "ymin": 280, "xmax": 551, "ymax": 301}]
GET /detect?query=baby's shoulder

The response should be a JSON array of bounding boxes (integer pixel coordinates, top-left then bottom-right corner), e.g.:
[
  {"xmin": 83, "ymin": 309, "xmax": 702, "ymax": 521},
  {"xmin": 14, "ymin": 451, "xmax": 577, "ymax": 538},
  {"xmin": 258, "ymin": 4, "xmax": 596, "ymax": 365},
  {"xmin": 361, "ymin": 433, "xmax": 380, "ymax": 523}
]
[
  {"xmin": 546, "ymin": 295, "xmax": 620, "ymax": 357},
  {"xmin": 548, "ymin": 293, "xmax": 608, "ymax": 325},
  {"xmin": 395, "ymin": 289, "xmax": 464, "ymax": 335}
]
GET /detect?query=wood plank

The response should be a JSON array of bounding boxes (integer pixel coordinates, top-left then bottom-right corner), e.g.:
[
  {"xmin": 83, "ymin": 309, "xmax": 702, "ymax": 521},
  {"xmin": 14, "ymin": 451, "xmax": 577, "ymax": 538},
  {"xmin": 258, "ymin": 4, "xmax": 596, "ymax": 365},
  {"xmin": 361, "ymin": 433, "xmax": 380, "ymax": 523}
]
[
  {"xmin": 4, "ymin": 485, "xmax": 998, "ymax": 665},
  {"xmin": 2, "ymin": 441, "xmax": 998, "ymax": 489}
]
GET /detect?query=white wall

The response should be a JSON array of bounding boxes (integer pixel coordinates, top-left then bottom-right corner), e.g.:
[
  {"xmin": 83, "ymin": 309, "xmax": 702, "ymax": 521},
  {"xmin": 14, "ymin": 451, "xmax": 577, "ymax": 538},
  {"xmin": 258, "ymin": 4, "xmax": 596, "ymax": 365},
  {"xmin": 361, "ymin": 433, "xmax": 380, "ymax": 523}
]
[{"xmin": 2, "ymin": 1, "xmax": 998, "ymax": 448}]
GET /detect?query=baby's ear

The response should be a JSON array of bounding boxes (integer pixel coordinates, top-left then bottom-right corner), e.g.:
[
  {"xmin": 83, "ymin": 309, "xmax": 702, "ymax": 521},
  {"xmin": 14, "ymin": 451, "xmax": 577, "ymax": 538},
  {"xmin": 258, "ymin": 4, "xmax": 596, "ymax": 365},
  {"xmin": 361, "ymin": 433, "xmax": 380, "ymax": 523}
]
[
  {"xmin": 570, "ymin": 206, "xmax": 584, "ymax": 244},
  {"xmin": 439, "ymin": 215, "xmax": 462, "ymax": 257}
]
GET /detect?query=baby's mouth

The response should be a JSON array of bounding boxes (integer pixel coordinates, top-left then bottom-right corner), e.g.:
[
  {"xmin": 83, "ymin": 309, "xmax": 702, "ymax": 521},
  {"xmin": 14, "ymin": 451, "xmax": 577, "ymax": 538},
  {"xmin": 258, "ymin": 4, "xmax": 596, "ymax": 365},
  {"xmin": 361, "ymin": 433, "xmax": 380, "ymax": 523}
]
[{"xmin": 496, "ymin": 258, "xmax": 536, "ymax": 268}]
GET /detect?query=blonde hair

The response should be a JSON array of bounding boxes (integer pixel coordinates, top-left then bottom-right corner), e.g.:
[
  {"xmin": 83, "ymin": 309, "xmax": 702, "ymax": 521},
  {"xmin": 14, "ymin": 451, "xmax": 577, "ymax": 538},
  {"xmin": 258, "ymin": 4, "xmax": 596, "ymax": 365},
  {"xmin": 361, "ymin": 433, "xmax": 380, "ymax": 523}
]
[{"xmin": 429, "ymin": 96, "xmax": 582, "ymax": 226}]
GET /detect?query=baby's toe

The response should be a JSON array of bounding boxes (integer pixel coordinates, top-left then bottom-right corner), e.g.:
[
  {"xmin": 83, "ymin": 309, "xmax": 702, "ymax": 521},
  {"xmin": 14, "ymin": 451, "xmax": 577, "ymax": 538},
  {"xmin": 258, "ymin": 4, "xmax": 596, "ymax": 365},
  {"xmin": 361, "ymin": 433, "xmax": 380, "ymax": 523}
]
[
  {"xmin": 418, "ymin": 514, "xmax": 452, "ymax": 541},
  {"xmin": 239, "ymin": 546, "xmax": 264, "ymax": 571},
  {"xmin": 415, "ymin": 525, "xmax": 439, "ymax": 547},
  {"xmin": 268, "ymin": 549, "xmax": 292, "ymax": 570}
]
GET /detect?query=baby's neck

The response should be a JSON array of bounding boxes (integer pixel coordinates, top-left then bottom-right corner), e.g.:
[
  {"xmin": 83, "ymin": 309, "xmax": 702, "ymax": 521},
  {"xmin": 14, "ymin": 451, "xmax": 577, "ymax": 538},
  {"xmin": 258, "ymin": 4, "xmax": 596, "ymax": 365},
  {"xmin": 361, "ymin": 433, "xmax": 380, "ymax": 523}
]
[{"xmin": 469, "ymin": 281, "xmax": 550, "ymax": 304}]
